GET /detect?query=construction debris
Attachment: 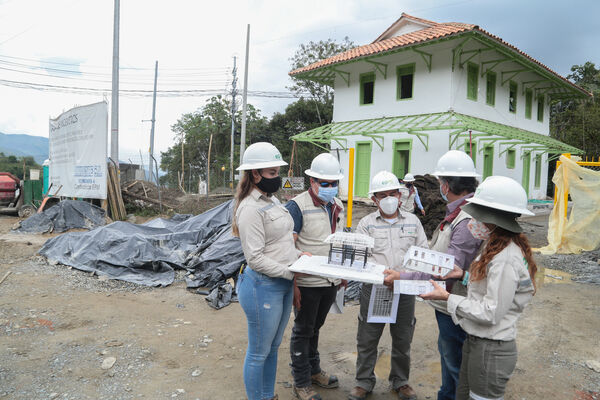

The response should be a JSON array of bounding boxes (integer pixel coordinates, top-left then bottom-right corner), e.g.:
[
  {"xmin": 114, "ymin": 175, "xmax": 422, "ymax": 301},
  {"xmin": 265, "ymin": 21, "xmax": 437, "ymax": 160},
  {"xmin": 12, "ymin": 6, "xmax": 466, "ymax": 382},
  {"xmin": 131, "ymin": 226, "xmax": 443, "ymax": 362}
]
[
  {"xmin": 12, "ymin": 200, "xmax": 107, "ymax": 234},
  {"xmin": 38, "ymin": 200, "xmax": 244, "ymax": 297},
  {"xmin": 107, "ymin": 162, "xmax": 127, "ymax": 221},
  {"xmin": 413, "ymin": 174, "xmax": 446, "ymax": 238}
]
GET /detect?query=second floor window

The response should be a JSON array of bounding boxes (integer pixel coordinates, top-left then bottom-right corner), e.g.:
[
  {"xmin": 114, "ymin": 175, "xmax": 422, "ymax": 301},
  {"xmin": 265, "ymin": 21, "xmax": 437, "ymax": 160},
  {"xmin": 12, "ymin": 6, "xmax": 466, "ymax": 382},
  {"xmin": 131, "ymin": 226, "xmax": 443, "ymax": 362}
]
[
  {"xmin": 360, "ymin": 72, "xmax": 375, "ymax": 105},
  {"xmin": 486, "ymin": 72, "xmax": 496, "ymax": 106},
  {"xmin": 537, "ymin": 95, "xmax": 544, "ymax": 122},
  {"xmin": 509, "ymin": 81, "xmax": 518, "ymax": 113},
  {"xmin": 467, "ymin": 63, "xmax": 479, "ymax": 101},
  {"xmin": 396, "ymin": 64, "xmax": 415, "ymax": 100},
  {"xmin": 525, "ymin": 89, "xmax": 533, "ymax": 119}
]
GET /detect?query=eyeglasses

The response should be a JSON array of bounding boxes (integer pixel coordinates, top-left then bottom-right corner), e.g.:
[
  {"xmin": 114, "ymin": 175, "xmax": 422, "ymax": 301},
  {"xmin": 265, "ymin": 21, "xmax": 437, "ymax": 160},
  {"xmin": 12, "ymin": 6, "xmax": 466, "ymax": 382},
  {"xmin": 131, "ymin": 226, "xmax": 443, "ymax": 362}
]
[{"xmin": 317, "ymin": 180, "xmax": 338, "ymax": 188}]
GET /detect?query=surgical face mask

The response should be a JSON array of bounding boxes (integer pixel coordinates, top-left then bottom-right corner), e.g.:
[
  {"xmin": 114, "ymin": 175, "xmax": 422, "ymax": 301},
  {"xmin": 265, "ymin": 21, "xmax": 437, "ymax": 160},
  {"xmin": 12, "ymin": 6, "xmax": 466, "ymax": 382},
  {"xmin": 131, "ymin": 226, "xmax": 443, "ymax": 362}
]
[
  {"xmin": 467, "ymin": 219, "xmax": 492, "ymax": 240},
  {"xmin": 439, "ymin": 183, "xmax": 449, "ymax": 202},
  {"xmin": 378, "ymin": 196, "xmax": 399, "ymax": 216},
  {"xmin": 256, "ymin": 174, "xmax": 281, "ymax": 194},
  {"xmin": 317, "ymin": 186, "xmax": 338, "ymax": 203}
]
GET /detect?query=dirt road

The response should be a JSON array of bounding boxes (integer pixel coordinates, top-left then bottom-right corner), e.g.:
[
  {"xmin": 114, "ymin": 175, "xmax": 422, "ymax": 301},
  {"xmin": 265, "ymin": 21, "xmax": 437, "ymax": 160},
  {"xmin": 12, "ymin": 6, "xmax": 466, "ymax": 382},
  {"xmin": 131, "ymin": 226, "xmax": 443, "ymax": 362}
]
[{"xmin": 0, "ymin": 212, "xmax": 599, "ymax": 400}]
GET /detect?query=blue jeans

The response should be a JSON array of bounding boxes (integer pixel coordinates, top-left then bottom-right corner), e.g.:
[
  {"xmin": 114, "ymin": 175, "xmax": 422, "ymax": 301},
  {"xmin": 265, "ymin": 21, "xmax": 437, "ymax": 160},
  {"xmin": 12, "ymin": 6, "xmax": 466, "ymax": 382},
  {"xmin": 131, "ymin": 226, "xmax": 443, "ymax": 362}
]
[
  {"xmin": 237, "ymin": 267, "xmax": 293, "ymax": 400},
  {"xmin": 435, "ymin": 311, "xmax": 467, "ymax": 400}
]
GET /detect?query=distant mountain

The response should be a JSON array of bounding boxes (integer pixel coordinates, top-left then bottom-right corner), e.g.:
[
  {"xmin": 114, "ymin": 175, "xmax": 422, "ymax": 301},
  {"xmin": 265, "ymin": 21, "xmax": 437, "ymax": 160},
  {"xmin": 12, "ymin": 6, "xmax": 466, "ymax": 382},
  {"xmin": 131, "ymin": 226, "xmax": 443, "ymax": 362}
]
[{"xmin": 0, "ymin": 132, "xmax": 48, "ymax": 164}]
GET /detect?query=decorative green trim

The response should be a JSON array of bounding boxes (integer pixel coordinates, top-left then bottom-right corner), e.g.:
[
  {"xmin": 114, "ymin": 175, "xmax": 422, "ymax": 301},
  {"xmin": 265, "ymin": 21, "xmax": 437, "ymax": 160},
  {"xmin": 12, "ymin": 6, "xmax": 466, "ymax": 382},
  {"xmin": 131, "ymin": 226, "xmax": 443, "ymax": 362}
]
[
  {"xmin": 467, "ymin": 62, "xmax": 479, "ymax": 101},
  {"xmin": 362, "ymin": 133, "xmax": 384, "ymax": 151},
  {"xmin": 365, "ymin": 59, "xmax": 388, "ymax": 79},
  {"xmin": 480, "ymin": 58, "xmax": 510, "ymax": 77},
  {"xmin": 392, "ymin": 139, "xmax": 413, "ymax": 178},
  {"xmin": 290, "ymin": 112, "xmax": 583, "ymax": 155},
  {"xmin": 506, "ymin": 148, "xmax": 516, "ymax": 169},
  {"xmin": 396, "ymin": 63, "xmax": 415, "ymax": 100},
  {"xmin": 359, "ymin": 72, "xmax": 375, "ymax": 105},
  {"xmin": 501, "ymin": 69, "xmax": 529, "ymax": 86},
  {"xmin": 537, "ymin": 95, "xmax": 544, "ymax": 122},
  {"xmin": 482, "ymin": 144, "xmax": 494, "ymax": 179},
  {"xmin": 522, "ymin": 79, "xmax": 546, "ymax": 94},
  {"xmin": 292, "ymin": 31, "xmax": 588, "ymax": 100},
  {"xmin": 412, "ymin": 48, "xmax": 432, "ymax": 72},
  {"xmin": 525, "ymin": 89, "xmax": 533, "ymax": 119},
  {"xmin": 406, "ymin": 130, "xmax": 429, "ymax": 151},
  {"xmin": 459, "ymin": 48, "xmax": 495, "ymax": 69},
  {"xmin": 477, "ymin": 138, "xmax": 502, "ymax": 153},
  {"xmin": 331, "ymin": 68, "xmax": 350, "ymax": 87},
  {"xmin": 499, "ymin": 142, "xmax": 518, "ymax": 156},
  {"xmin": 534, "ymin": 153, "xmax": 542, "ymax": 188},
  {"xmin": 452, "ymin": 37, "xmax": 472, "ymax": 71},
  {"xmin": 486, "ymin": 71, "xmax": 496, "ymax": 106}
]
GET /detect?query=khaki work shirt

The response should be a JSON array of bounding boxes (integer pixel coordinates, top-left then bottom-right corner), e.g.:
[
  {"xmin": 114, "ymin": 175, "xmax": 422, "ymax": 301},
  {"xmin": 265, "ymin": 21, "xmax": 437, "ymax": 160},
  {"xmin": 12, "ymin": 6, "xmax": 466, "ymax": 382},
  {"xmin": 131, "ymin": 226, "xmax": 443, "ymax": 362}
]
[
  {"xmin": 235, "ymin": 189, "xmax": 299, "ymax": 280},
  {"xmin": 356, "ymin": 209, "xmax": 428, "ymax": 271},
  {"xmin": 447, "ymin": 241, "xmax": 535, "ymax": 341}
]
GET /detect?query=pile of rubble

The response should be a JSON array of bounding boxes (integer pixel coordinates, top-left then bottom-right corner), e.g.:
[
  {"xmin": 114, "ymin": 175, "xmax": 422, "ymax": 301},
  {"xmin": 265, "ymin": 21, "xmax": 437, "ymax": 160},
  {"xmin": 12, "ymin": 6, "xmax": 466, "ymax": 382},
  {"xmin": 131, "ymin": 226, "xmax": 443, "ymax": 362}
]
[{"xmin": 413, "ymin": 174, "xmax": 446, "ymax": 238}]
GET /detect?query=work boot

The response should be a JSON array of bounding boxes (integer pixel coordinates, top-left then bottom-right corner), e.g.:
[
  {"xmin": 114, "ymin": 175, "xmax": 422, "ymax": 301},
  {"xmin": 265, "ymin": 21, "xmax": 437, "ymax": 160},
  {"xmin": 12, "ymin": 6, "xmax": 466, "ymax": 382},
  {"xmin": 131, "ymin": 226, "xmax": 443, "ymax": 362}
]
[
  {"xmin": 292, "ymin": 385, "xmax": 322, "ymax": 400},
  {"xmin": 311, "ymin": 370, "xmax": 339, "ymax": 388},
  {"xmin": 348, "ymin": 386, "xmax": 370, "ymax": 400},
  {"xmin": 395, "ymin": 384, "xmax": 417, "ymax": 400}
]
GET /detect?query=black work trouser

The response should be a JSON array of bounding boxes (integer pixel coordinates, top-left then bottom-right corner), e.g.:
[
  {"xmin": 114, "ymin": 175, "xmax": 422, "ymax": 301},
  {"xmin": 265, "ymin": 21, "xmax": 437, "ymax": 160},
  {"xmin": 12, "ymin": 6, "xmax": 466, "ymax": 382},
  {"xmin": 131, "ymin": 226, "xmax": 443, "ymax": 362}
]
[{"xmin": 290, "ymin": 285, "xmax": 338, "ymax": 388}]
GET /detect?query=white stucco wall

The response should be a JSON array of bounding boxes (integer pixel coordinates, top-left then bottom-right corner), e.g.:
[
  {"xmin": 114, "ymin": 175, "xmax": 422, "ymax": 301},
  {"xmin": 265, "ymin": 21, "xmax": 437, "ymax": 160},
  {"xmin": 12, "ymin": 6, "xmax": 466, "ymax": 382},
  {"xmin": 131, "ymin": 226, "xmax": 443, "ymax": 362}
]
[{"xmin": 328, "ymin": 37, "xmax": 555, "ymax": 199}]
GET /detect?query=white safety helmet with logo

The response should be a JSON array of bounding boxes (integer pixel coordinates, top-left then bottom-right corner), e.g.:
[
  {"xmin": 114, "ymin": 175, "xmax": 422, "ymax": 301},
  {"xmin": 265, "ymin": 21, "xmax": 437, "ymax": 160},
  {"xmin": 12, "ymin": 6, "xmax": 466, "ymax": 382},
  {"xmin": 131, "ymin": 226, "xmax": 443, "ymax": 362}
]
[
  {"xmin": 237, "ymin": 142, "xmax": 288, "ymax": 171},
  {"xmin": 305, "ymin": 153, "xmax": 344, "ymax": 180},
  {"xmin": 433, "ymin": 150, "xmax": 481, "ymax": 178},
  {"xmin": 369, "ymin": 171, "xmax": 402, "ymax": 194},
  {"xmin": 403, "ymin": 173, "xmax": 416, "ymax": 182}
]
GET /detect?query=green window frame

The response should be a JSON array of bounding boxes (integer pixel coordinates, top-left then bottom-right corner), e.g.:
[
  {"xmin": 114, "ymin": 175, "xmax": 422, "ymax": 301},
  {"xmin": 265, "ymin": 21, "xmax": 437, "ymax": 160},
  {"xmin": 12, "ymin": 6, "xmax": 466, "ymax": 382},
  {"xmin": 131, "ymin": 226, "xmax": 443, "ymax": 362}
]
[
  {"xmin": 486, "ymin": 72, "xmax": 496, "ymax": 106},
  {"xmin": 396, "ymin": 63, "xmax": 415, "ymax": 100},
  {"xmin": 525, "ymin": 89, "xmax": 533, "ymax": 119},
  {"xmin": 467, "ymin": 63, "xmax": 479, "ymax": 101},
  {"xmin": 506, "ymin": 148, "xmax": 516, "ymax": 169},
  {"xmin": 464, "ymin": 140, "xmax": 477, "ymax": 166},
  {"xmin": 537, "ymin": 95, "xmax": 544, "ymax": 122},
  {"xmin": 534, "ymin": 154, "xmax": 542, "ymax": 188},
  {"xmin": 392, "ymin": 139, "xmax": 412, "ymax": 178},
  {"xmin": 483, "ymin": 145, "xmax": 494, "ymax": 179},
  {"xmin": 509, "ymin": 81, "xmax": 517, "ymax": 113},
  {"xmin": 359, "ymin": 72, "xmax": 375, "ymax": 105}
]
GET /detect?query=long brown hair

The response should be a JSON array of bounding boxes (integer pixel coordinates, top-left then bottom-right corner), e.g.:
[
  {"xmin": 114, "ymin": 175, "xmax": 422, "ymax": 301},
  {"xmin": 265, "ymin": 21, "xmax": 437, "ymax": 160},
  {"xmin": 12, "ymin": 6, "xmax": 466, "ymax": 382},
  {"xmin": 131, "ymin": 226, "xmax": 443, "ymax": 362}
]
[
  {"xmin": 470, "ymin": 227, "xmax": 538, "ymax": 293},
  {"xmin": 232, "ymin": 170, "xmax": 255, "ymax": 237}
]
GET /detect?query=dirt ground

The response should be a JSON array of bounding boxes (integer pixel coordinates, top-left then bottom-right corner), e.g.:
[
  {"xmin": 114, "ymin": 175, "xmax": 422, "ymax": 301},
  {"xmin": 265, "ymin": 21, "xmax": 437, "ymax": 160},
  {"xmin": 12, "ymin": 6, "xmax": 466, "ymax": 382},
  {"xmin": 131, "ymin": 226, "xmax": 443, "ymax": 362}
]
[{"xmin": 0, "ymin": 204, "xmax": 599, "ymax": 400}]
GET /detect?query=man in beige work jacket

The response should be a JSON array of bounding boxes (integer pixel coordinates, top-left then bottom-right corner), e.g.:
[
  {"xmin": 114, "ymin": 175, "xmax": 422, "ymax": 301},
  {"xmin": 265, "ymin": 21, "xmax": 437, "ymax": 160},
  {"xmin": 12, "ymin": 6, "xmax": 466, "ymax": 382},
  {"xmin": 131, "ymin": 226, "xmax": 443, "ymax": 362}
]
[
  {"xmin": 349, "ymin": 171, "xmax": 428, "ymax": 400},
  {"xmin": 284, "ymin": 153, "xmax": 345, "ymax": 400}
]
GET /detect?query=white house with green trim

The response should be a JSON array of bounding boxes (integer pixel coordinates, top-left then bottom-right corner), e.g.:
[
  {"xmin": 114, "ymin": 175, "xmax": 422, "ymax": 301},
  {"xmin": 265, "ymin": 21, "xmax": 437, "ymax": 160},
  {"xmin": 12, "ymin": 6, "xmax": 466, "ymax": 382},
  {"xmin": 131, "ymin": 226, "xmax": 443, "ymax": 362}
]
[{"xmin": 289, "ymin": 13, "xmax": 589, "ymax": 199}]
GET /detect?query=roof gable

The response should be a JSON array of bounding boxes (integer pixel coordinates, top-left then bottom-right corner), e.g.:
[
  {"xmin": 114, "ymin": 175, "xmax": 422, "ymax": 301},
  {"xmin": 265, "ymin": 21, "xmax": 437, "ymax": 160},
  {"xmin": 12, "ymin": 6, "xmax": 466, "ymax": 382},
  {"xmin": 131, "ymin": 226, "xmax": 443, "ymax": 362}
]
[{"xmin": 374, "ymin": 13, "xmax": 437, "ymax": 42}]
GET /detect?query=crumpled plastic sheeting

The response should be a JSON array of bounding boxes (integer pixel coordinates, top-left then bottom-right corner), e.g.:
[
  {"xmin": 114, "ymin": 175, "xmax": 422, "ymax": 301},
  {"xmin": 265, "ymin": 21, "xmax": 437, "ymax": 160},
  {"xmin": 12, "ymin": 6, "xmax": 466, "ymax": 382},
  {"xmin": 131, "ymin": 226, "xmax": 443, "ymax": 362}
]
[
  {"xmin": 13, "ymin": 200, "xmax": 106, "ymax": 234},
  {"xmin": 538, "ymin": 155, "xmax": 600, "ymax": 254},
  {"xmin": 39, "ymin": 200, "xmax": 243, "ymax": 288},
  {"xmin": 205, "ymin": 282, "xmax": 238, "ymax": 310}
]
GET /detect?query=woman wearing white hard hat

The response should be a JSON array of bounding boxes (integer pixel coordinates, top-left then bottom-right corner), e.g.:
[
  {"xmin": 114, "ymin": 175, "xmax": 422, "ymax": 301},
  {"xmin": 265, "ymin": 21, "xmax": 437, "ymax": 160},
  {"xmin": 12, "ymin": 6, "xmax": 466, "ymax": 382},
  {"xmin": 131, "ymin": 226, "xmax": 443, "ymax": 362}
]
[
  {"xmin": 399, "ymin": 173, "xmax": 425, "ymax": 216},
  {"xmin": 421, "ymin": 175, "xmax": 538, "ymax": 400},
  {"xmin": 233, "ymin": 142, "xmax": 307, "ymax": 400}
]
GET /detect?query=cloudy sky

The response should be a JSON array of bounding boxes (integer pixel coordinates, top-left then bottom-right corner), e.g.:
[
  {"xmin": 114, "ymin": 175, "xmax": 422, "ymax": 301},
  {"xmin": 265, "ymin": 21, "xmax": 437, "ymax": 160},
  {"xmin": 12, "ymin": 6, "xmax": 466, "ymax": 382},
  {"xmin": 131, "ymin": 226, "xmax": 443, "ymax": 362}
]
[{"xmin": 0, "ymin": 0, "xmax": 598, "ymax": 165}]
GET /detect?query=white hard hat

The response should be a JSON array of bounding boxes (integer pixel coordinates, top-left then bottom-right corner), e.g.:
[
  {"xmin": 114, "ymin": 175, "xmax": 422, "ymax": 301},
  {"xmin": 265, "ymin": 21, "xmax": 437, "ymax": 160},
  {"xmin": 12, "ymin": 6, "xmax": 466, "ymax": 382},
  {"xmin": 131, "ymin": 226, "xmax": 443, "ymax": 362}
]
[
  {"xmin": 237, "ymin": 142, "xmax": 288, "ymax": 171},
  {"xmin": 433, "ymin": 150, "xmax": 481, "ymax": 177},
  {"xmin": 305, "ymin": 153, "xmax": 344, "ymax": 180},
  {"xmin": 369, "ymin": 171, "xmax": 401, "ymax": 195},
  {"xmin": 403, "ymin": 173, "xmax": 416, "ymax": 182},
  {"xmin": 466, "ymin": 175, "xmax": 534, "ymax": 215}
]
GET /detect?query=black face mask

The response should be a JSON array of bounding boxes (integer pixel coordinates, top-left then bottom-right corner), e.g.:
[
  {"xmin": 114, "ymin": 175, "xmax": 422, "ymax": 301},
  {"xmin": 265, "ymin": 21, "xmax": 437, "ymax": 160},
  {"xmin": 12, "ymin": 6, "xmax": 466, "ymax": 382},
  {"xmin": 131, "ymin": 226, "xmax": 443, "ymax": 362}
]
[{"xmin": 256, "ymin": 175, "xmax": 281, "ymax": 194}]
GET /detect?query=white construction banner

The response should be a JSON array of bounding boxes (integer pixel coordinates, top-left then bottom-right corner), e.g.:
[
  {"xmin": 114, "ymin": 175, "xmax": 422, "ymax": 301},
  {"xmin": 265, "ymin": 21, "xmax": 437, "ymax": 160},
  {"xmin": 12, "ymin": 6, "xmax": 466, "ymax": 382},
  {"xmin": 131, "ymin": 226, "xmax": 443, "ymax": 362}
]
[{"xmin": 49, "ymin": 102, "xmax": 108, "ymax": 199}]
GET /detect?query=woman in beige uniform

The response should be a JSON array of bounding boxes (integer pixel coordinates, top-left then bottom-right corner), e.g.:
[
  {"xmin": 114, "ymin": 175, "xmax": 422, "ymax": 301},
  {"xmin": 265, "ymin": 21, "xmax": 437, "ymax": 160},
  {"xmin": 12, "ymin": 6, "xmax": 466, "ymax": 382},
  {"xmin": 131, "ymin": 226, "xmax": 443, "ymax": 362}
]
[
  {"xmin": 422, "ymin": 176, "xmax": 537, "ymax": 400},
  {"xmin": 233, "ymin": 142, "xmax": 304, "ymax": 400}
]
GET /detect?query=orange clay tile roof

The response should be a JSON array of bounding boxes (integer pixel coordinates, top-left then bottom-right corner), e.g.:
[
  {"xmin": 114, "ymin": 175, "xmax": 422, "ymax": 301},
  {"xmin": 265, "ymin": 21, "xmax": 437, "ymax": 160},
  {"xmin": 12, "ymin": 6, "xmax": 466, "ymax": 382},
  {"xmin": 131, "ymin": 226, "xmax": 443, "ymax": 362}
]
[{"xmin": 289, "ymin": 13, "xmax": 590, "ymax": 97}]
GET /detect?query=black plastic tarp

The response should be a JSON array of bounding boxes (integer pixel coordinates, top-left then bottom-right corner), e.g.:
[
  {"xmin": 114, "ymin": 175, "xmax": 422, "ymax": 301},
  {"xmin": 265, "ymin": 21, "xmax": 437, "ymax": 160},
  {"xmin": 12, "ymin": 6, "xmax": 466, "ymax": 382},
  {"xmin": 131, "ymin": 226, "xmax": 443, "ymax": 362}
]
[
  {"xmin": 14, "ymin": 200, "xmax": 106, "ymax": 234},
  {"xmin": 39, "ymin": 200, "xmax": 245, "ymax": 288}
]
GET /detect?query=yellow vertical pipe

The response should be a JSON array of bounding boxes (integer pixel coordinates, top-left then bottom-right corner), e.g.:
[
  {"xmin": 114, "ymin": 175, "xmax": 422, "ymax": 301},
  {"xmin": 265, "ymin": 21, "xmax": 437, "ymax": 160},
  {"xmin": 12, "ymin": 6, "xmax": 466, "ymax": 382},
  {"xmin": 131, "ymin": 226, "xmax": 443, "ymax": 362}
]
[{"xmin": 346, "ymin": 148, "xmax": 355, "ymax": 228}]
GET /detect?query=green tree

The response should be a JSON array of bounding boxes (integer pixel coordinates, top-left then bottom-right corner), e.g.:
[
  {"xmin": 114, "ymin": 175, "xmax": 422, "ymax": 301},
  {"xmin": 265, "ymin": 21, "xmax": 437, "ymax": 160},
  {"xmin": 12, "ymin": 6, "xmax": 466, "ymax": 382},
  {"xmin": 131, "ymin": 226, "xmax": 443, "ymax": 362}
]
[
  {"xmin": 551, "ymin": 62, "xmax": 600, "ymax": 155},
  {"xmin": 0, "ymin": 153, "xmax": 42, "ymax": 179},
  {"xmin": 160, "ymin": 95, "xmax": 269, "ymax": 190},
  {"xmin": 288, "ymin": 37, "xmax": 355, "ymax": 117}
]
